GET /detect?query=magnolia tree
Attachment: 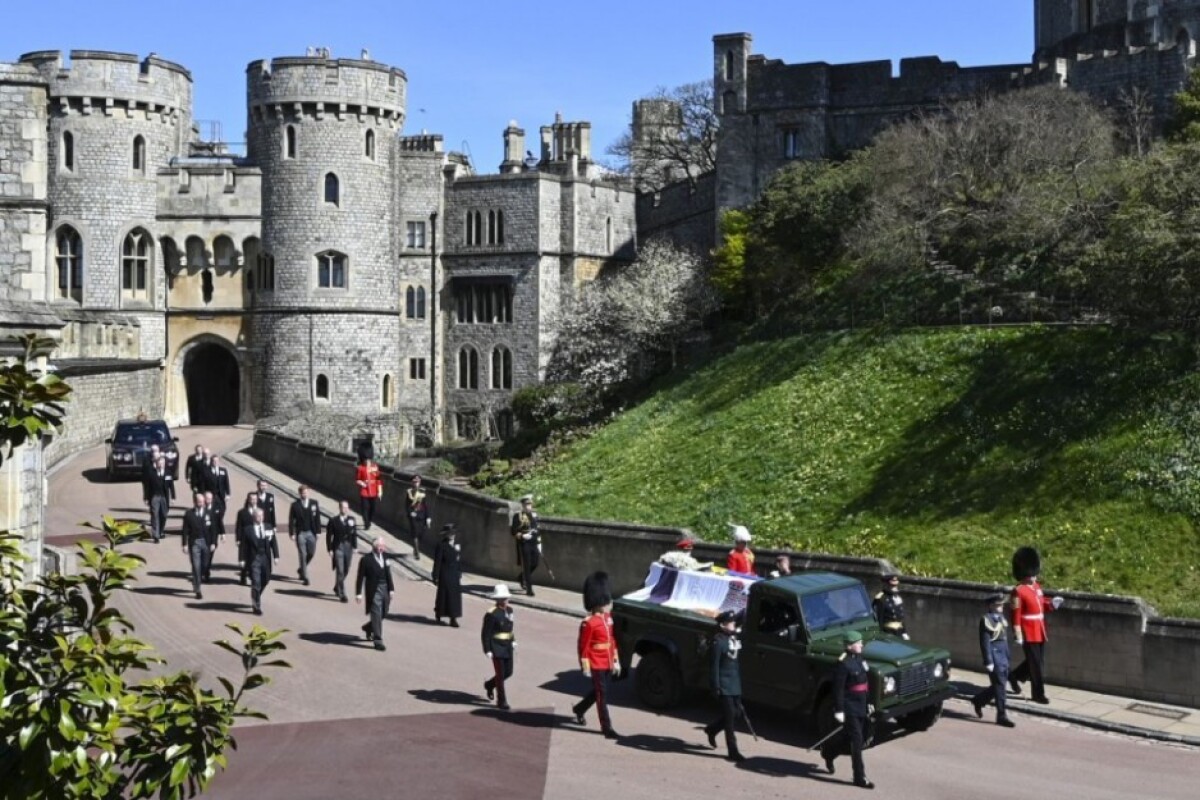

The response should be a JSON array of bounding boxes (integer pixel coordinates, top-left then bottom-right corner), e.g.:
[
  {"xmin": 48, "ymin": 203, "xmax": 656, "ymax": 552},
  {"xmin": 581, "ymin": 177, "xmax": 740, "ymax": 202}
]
[{"xmin": 547, "ymin": 239, "xmax": 718, "ymax": 405}]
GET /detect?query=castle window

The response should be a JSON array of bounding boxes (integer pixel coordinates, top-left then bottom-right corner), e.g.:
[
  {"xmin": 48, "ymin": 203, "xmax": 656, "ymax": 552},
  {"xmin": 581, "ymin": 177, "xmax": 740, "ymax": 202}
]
[
  {"xmin": 365, "ymin": 129, "xmax": 376, "ymax": 160},
  {"xmin": 405, "ymin": 285, "xmax": 427, "ymax": 319},
  {"xmin": 213, "ymin": 235, "xmax": 237, "ymax": 268},
  {"xmin": 468, "ymin": 210, "xmax": 483, "ymax": 245},
  {"xmin": 406, "ymin": 220, "xmax": 426, "ymax": 249},
  {"xmin": 455, "ymin": 282, "xmax": 512, "ymax": 324},
  {"xmin": 409, "ymin": 357, "xmax": 427, "ymax": 380},
  {"xmin": 55, "ymin": 225, "xmax": 83, "ymax": 302},
  {"xmin": 496, "ymin": 210, "xmax": 505, "ymax": 244},
  {"xmin": 201, "ymin": 269, "xmax": 214, "ymax": 304},
  {"xmin": 185, "ymin": 235, "xmax": 207, "ymax": 268},
  {"xmin": 256, "ymin": 253, "xmax": 276, "ymax": 291},
  {"xmin": 725, "ymin": 50, "xmax": 735, "ymax": 81},
  {"xmin": 493, "ymin": 409, "xmax": 514, "ymax": 440},
  {"xmin": 315, "ymin": 374, "xmax": 330, "ymax": 401},
  {"xmin": 120, "ymin": 229, "xmax": 151, "ymax": 302},
  {"xmin": 62, "ymin": 130, "xmax": 75, "ymax": 172},
  {"xmin": 1077, "ymin": 0, "xmax": 1093, "ymax": 34},
  {"xmin": 381, "ymin": 374, "xmax": 393, "ymax": 409},
  {"xmin": 487, "ymin": 210, "xmax": 503, "ymax": 245},
  {"xmin": 606, "ymin": 217, "xmax": 613, "ymax": 254},
  {"xmin": 317, "ymin": 251, "xmax": 347, "ymax": 288},
  {"xmin": 324, "ymin": 172, "xmax": 340, "ymax": 206},
  {"xmin": 132, "ymin": 135, "xmax": 146, "ymax": 175},
  {"xmin": 285, "ymin": 125, "xmax": 297, "ymax": 159},
  {"xmin": 458, "ymin": 346, "xmax": 479, "ymax": 389},
  {"xmin": 782, "ymin": 128, "xmax": 802, "ymax": 159},
  {"xmin": 455, "ymin": 411, "xmax": 480, "ymax": 440},
  {"xmin": 491, "ymin": 346, "xmax": 513, "ymax": 390}
]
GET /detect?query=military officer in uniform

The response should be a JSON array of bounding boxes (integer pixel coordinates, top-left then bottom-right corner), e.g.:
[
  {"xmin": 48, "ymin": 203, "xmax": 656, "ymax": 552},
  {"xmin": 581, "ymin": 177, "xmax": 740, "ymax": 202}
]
[
  {"xmin": 481, "ymin": 584, "xmax": 516, "ymax": 710},
  {"xmin": 703, "ymin": 610, "xmax": 746, "ymax": 762},
  {"xmin": 405, "ymin": 475, "xmax": 431, "ymax": 559},
  {"xmin": 181, "ymin": 492, "xmax": 214, "ymax": 599},
  {"xmin": 726, "ymin": 524, "xmax": 755, "ymax": 574},
  {"xmin": 1009, "ymin": 547, "xmax": 1063, "ymax": 704},
  {"xmin": 288, "ymin": 485, "xmax": 321, "ymax": 586},
  {"xmin": 572, "ymin": 572, "xmax": 621, "ymax": 740},
  {"xmin": 326, "ymin": 500, "xmax": 358, "ymax": 602},
  {"xmin": 355, "ymin": 458, "xmax": 383, "ymax": 531},
  {"xmin": 972, "ymin": 592, "xmax": 1015, "ymax": 727},
  {"xmin": 355, "ymin": 536, "xmax": 395, "ymax": 651},
  {"xmin": 821, "ymin": 630, "xmax": 874, "ymax": 790},
  {"xmin": 511, "ymin": 495, "xmax": 541, "ymax": 596},
  {"xmin": 872, "ymin": 574, "xmax": 908, "ymax": 640},
  {"xmin": 432, "ymin": 523, "xmax": 463, "ymax": 626},
  {"xmin": 244, "ymin": 507, "xmax": 279, "ymax": 615}
]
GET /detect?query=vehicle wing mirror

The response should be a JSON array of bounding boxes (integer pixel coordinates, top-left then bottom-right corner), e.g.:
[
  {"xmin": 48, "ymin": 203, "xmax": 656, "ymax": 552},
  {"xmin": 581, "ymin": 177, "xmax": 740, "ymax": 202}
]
[{"xmin": 787, "ymin": 623, "xmax": 804, "ymax": 643}]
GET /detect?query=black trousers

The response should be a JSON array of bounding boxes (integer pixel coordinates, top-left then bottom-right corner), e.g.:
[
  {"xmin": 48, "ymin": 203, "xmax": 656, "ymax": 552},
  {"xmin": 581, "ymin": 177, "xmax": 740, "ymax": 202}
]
[
  {"xmin": 408, "ymin": 513, "xmax": 428, "ymax": 555},
  {"xmin": 972, "ymin": 659, "xmax": 1011, "ymax": 720},
  {"xmin": 360, "ymin": 496, "xmax": 378, "ymax": 529},
  {"xmin": 573, "ymin": 669, "xmax": 613, "ymax": 731},
  {"xmin": 249, "ymin": 556, "xmax": 272, "ymax": 611},
  {"xmin": 822, "ymin": 713, "xmax": 868, "ymax": 783},
  {"xmin": 485, "ymin": 656, "xmax": 513, "ymax": 705},
  {"xmin": 704, "ymin": 694, "xmax": 742, "ymax": 756},
  {"xmin": 1012, "ymin": 642, "xmax": 1047, "ymax": 700},
  {"xmin": 517, "ymin": 539, "xmax": 540, "ymax": 592}
]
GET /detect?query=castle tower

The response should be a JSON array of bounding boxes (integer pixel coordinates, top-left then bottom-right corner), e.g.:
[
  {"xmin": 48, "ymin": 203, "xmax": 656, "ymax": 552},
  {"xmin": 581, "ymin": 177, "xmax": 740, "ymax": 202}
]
[
  {"xmin": 713, "ymin": 33, "xmax": 751, "ymax": 118},
  {"xmin": 19, "ymin": 51, "xmax": 192, "ymax": 358},
  {"xmin": 245, "ymin": 52, "xmax": 406, "ymax": 421}
]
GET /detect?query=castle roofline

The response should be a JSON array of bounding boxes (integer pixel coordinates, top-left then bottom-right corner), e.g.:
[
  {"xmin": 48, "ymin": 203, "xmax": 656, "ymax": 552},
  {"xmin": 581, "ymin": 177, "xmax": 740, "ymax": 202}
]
[
  {"xmin": 246, "ymin": 56, "xmax": 406, "ymax": 81},
  {"xmin": 19, "ymin": 49, "xmax": 192, "ymax": 80}
]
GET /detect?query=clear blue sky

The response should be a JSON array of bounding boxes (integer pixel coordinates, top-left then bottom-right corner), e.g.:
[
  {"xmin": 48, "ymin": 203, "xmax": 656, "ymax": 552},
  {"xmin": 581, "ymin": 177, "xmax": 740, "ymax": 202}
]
[{"xmin": 1, "ymin": 1, "xmax": 1033, "ymax": 171}]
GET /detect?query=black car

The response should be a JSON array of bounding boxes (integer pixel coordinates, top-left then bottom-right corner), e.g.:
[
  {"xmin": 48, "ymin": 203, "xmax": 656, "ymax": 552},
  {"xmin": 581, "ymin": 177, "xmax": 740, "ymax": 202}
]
[{"xmin": 105, "ymin": 419, "xmax": 180, "ymax": 480}]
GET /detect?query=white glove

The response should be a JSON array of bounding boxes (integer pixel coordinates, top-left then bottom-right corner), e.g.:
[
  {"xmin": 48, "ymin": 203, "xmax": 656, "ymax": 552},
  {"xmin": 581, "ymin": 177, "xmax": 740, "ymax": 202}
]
[
  {"xmin": 426, "ymin": 518, "xmax": 432, "ymax": 525},
  {"xmin": 522, "ymin": 533, "xmax": 532, "ymax": 541},
  {"xmin": 1051, "ymin": 596, "xmax": 1064, "ymax": 610},
  {"xmin": 834, "ymin": 712, "xmax": 845, "ymax": 724},
  {"xmin": 902, "ymin": 633, "xmax": 910, "ymax": 641},
  {"xmin": 486, "ymin": 652, "xmax": 493, "ymax": 659},
  {"xmin": 581, "ymin": 660, "xmax": 592, "ymax": 676},
  {"xmin": 537, "ymin": 543, "xmax": 543, "ymax": 553},
  {"xmin": 612, "ymin": 662, "xmax": 622, "ymax": 678},
  {"xmin": 1015, "ymin": 631, "xmax": 1024, "ymax": 646},
  {"xmin": 985, "ymin": 663, "xmax": 994, "ymax": 672}
]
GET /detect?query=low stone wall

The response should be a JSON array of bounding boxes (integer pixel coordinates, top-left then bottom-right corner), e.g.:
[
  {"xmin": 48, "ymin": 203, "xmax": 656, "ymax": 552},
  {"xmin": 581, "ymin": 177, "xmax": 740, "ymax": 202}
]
[
  {"xmin": 45, "ymin": 360, "xmax": 164, "ymax": 468},
  {"xmin": 250, "ymin": 430, "xmax": 1200, "ymax": 708}
]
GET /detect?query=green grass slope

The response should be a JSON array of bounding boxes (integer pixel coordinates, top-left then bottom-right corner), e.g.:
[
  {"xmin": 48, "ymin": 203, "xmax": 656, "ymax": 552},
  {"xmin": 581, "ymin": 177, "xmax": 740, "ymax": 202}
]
[{"xmin": 502, "ymin": 327, "xmax": 1200, "ymax": 618}]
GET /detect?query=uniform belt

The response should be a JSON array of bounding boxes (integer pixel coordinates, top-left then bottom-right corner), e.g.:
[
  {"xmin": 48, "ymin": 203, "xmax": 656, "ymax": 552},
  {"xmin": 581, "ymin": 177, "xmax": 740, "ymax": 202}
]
[
  {"xmin": 883, "ymin": 621, "xmax": 903, "ymax": 630},
  {"xmin": 1023, "ymin": 614, "xmax": 1044, "ymax": 620},
  {"xmin": 493, "ymin": 632, "xmax": 513, "ymax": 640},
  {"xmin": 589, "ymin": 643, "xmax": 612, "ymax": 651},
  {"xmin": 848, "ymin": 683, "xmax": 869, "ymax": 693}
]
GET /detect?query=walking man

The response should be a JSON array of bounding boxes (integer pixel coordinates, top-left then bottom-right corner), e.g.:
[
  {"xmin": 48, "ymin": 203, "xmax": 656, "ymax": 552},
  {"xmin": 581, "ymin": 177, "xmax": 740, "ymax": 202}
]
[
  {"xmin": 482, "ymin": 584, "xmax": 515, "ymax": 710},
  {"xmin": 356, "ymin": 458, "xmax": 383, "ymax": 531},
  {"xmin": 143, "ymin": 455, "xmax": 172, "ymax": 543},
  {"xmin": 405, "ymin": 475, "xmax": 431, "ymax": 559},
  {"xmin": 355, "ymin": 536, "xmax": 394, "ymax": 651},
  {"xmin": 820, "ymin": 630, "xmax": 874, "ymax": 790},
  {"xmin": 703, "ymin": 610, "xmax": 746, "ymax": 762},
  {"xmin": 288, "ymin": 485, "xmax": 320, "ymax": 586},
  {"xmin": 181, "ymin": 492, "xmax": 215, "ymax": 600},
  {"xmin": 1009, "ymin": 547, "xmax": 1063, "ymax": 704},
  {"xmin": 254, "ymin": 479, "xmax": 277, "ymax": 530},
  {"xmin": 234, "ymin": 491, "xmax": 258, "ymax": 585},
  {"xmin": 185, "ymin": 444, "xmax": 206, "ymax": 495},
  {"xmin": 201, "ymin": 491, "xmax": 223, "ymax": 583},
  {"xmin": 511, "ymin": 494, "xmax": 541, "ymax": 596},
  {"xmin": 244, "ymin": 507, "xmax": 279, "ymax": 615},
  {"xmin": 432, "ymin": 523, "xmax": 463, "ymax": 626},
  {"xmin": 972, "ymin": 592, "xmax": 1016, "ymax": 727},
  {"xmin": 326, "ymin": 500, "xmax": 358, "ymax": 602},
  {"xmin": 572, "ymin": 572, "xmax": 621, "ymax": 740},
  {"xmin": 873, "ymin": 574, "xmax": 909, "ymax": 640}
]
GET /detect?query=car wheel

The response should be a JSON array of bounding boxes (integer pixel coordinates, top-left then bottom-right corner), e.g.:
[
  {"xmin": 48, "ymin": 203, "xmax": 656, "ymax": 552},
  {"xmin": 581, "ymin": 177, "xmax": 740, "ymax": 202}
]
[
  {"xmin": 635, "ymin": 650, "xmax": 682, "ymax": 709},
  {"xmin": 898, "ymin": 701, "xmax": 942, "ymax": 732},
  {"xmin": 813, "ymin": 690, "xmax": 837, "ymax": 738}
]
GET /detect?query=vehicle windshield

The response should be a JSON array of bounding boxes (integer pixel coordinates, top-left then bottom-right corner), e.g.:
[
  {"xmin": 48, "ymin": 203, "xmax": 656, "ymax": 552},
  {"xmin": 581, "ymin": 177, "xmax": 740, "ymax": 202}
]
[
  {"xmin": 800, "ymin": 585, "xmax": 875, "ymax": 632},
  {"xmin": 115, "ymin": 423, "xmax": 171, "ymax": 446}
]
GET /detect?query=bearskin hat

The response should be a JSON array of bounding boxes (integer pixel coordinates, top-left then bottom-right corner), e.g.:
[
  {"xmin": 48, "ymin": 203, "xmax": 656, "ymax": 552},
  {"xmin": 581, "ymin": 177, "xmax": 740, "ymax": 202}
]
[
  {"xmin": 1011, "ymin": 547, "xmax": 1042, "ymax": 581},
  {"xmin": 583, "ymin": 571, "xmax": 612, "ymax": 611}
]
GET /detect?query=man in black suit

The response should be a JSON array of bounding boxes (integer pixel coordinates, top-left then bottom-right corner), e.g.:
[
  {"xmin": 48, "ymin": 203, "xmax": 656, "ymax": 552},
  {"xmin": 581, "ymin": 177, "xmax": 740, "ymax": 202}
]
[
  {"xmin": 143, "ymin": 455, "xmax": 173, "ymax": 543},
  {"xmin": 288, "ymin": 485, "xmax": 320, "ymax": 586},
  {"xmin": 254, "ymin": 479, "xmax": 277, "ymax": 529},
  {"xmin": 184, "ymin": 445, "xmax": 206, "ymax": 494},
  {"xmin": 234, "ymin": 492, "xmax": 258, "ymax": 585},
  {"xmin": 326, "ymin": 500, "xmax": 358, "ymax": 602},
  {"xmin": 181, "ymin": 492, "xmax": 215, "ymax": 599},
  {"xmin": 355, "ymin": 536, "xmax": 394, "ymax": 651},
  {"xmin": 244, "ymin": 507, "xmax": 279, "ymax": 615},
  {"xmin": 206, "ymin": 455, "xmax": 231, "ymax": 526}
]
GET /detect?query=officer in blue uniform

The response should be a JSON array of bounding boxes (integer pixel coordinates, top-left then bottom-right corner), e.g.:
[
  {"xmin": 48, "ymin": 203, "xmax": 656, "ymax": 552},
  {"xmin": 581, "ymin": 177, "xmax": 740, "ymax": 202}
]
[
  {"xmin": 821, "ymin": 630, "xmax": 873, "ymax": 790},
  {"xmin": 703, "ymin": 610, "xmax": 746, "ymax": 762},
  {"xmin": 972, "ymin": 592, "xmax": 1015, "ymax": 727}
]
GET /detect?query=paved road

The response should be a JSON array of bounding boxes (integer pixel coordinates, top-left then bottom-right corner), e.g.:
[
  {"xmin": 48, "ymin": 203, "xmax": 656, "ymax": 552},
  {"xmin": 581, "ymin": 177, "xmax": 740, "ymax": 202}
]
[{"xmin": 48, "ymin": 427, "xmax": 1199, "ymax": 800}]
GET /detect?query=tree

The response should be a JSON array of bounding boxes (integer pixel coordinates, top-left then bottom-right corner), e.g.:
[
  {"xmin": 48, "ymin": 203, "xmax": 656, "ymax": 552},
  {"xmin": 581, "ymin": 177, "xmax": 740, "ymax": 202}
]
[
  {"xmin": 606, "ymin": 81, "xmax": 718, "ymax": 191},
  {"xmin": 0, "ymin": 334, "xmax": 70, "ymax": 468},
  {"xmin": 1167, "ymin": 67, "xmax": 1200, "ymax": 143}
]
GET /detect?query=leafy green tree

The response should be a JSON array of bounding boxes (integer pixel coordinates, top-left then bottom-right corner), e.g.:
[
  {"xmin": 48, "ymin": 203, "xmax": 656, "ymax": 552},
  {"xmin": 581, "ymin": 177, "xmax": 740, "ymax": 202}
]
[
  {"xmin": 1166, "ymin": 67, "xmax": 1200, "ymax": 143},
  {"xmin": 711, "ymin": 209, "xmax": 749, "ymax": 308},
  {"xmin": 0, "ymin": 334, "xmax": 71, "ymax": 467}
]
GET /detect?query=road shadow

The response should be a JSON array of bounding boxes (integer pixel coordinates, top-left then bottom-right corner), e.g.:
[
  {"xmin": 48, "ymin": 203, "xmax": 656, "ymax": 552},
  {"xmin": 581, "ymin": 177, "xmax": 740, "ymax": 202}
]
[
  {"xmin": 129, "ymin": 585, "xmax": 191, "ymax": 597},
  {"xmin": 185, "ymin": 601, "xmax": 246, "ymax": 613},
  {"xmin": 81, "ymin": 467, "xmax": 114, "ymax": 484},
  {"xmin": 408, "ymin": 688, "xmax": 490, "ymax": 706},
  {"xmin": 387, "ymin": 612, "xmax": 441, "ymax": 625},
  {"xmin": 470, "ymin": 707, "xmax": 563, "ymax": 730},
  {"xmin": 298, "ymin": 631, "xmax": 372, "ymax": 648},
  {"xmin": 275, "ymin": 588, "xmax": 337, "ymax": 601},
  {"xmin": 613, "ymin": 732, "xmax": 715, "ymax": 756},
  {"xmin": 734, "ymin": 755, "xmax": 834, "ymax": 781},
  {"xmin": 147, "ymin": 569, "xmax": 193, "ymax": 580}
]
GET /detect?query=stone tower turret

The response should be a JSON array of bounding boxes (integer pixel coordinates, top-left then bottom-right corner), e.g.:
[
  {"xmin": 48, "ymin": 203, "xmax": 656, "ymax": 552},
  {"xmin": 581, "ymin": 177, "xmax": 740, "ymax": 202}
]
[
  {"xmin": 19, "ymin": 50, "xmax": 193, "ymax": 356},
  {"xmin": 713, "ymin": 33, "xmax": 751, "ymax": 117},
  {"xmin": 245, "ymin": 51, "xmax": 406, "ymax": 420}
]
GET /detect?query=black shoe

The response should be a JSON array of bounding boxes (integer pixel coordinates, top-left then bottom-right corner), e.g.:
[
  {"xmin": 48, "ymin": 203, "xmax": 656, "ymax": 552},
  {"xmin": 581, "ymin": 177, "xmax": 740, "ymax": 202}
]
[
  {"xmin": 340, "ymin": 595, "xmax": 348, "ymax": 603},
  {"xmin": 823, "ymin": 753, "xmax": 835, "ymax": 775},
  {"xmin": 572, "ymin": 709, "xmax": 586, "ymax": 726},
  {"xmin": 997, "ymin": 717, "xmax": 1016, "ymax": 728},
  {"xmin": 240, "ymin": 576, "xmax": 247, "ymax": 586},
  {"xmin": 450, "ymin": 619, "xmax": 459, "ymax": 628},
  {"xmin": 253, "ymin": 607, "xmax": 262, "ymax": 616},
  {"xmin": 527, "ymin": 589, "xmax": 536, "ymax": 597},
  {"xmin": 972, "ymin": 698, "xmax": 984, "ymax": 719},
  {"xmin": 726, "ymin": 752, "xmax": 745, "ymax": 763},
  {"xmin": 604, "ymin": 729, "xmax": 621, "ymax": 741},
  {"xmin": 706, "ymin": 729, "xmax": 718, "ymax": 749},
  {"xmin": 1032, "ymin": 696, "xmax": 1051, "ymax": 705},
  {"xmin": 497, "ymin": 702, "xmax": 511, "ymax": 710},
  {"xmin": 195, "ymin": 590, "xmax": 202, "ymax": 600},
  {"xmin": 435, "ymin": 616, "xmax": 443, "ymax": 625},
  {"xmin": 854, "ymin": 778, "xmax": 875, "ymax": 790},
  {"xmin": 374, "ymin": 641, "xmax": 386, "ymax": 651},
  {"xmin": 485, "ymin": 682, "xmax": 494, "ymax": 701},
  {"xmin": 302, "ymin": 577, "xmax": 310, "ymax": 586},
  {"xmin": 362, "ymin": 623, "xmax": 374, "ymax": 641},
  {"xmin": 1009, "ymin": 676, "xmax": 1022, "ymax": 695}
]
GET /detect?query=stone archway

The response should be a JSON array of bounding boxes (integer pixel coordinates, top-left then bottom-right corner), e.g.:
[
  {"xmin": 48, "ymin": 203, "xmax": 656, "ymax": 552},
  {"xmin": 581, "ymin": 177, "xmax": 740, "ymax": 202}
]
[{"xmin": 183, "ymin": 342, "xmax": 240, "ymax": 425}]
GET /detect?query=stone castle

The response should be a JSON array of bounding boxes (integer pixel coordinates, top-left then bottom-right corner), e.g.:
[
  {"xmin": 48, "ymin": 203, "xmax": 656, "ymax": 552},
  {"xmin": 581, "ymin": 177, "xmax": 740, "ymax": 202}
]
[{"xmin": 5, "ymin": 1, "xmax": 1200, "ymax": 572}]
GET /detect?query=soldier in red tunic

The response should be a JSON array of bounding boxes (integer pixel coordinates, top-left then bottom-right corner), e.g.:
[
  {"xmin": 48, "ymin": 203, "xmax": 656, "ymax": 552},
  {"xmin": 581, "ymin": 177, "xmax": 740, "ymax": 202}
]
[
  {"xmin": 572, "ymin": 572, "xmax": 621, "ymax": 740},
  {"xmin": 1008, "ymin": 547, "xmax": 1063, "ymax": 704},
  {"xmin": 355, "ymin": 458, "xmax": 383, "ymax": 531},
  {"xmin": 726, "ymin": 524, "xmax": 756, "ymax": 575}
]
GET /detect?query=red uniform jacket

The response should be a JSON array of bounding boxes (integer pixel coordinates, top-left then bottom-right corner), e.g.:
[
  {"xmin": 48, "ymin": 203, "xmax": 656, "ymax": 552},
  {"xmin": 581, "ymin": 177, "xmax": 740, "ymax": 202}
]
[
  {"xmin": 726, "ymin": 547, "xmax": 755, "ymax": 575},
  {"xmin": 1011, "ymin": 580, "xmax": 1053, "ymax": 643},
  {"xmin": 578, "ymin": 612, "xmax": 618, "ymax": 670},
  {"xmin": 356, "ymin": 463, "xmax": 383, "ymax": 499}
]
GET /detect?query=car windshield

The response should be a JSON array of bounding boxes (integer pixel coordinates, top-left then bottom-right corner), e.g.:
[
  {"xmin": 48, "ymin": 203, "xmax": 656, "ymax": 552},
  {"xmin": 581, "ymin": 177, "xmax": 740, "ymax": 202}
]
[
  {"xmin": 800, "ymin": 585, "xmax": 875, "ymax": 632},
  {"xmin": 116, "ymin": 423, "xmax": 171, "ymax": 446}
]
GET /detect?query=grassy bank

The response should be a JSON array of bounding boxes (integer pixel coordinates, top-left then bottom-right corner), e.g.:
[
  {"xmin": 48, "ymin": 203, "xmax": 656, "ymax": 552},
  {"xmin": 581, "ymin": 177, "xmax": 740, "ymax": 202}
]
[{"xmin": 500, "ymin": 327, "xmax": 1200, "ymax": 617}]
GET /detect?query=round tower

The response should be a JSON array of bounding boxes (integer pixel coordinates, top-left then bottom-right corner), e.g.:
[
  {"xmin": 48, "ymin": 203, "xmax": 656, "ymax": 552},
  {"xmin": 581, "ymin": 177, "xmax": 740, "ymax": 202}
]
[
  {"xmin": 246, "ymin": 53, "xmax": 405, "ymax": 418},
  {"xmin": 19, "ymin": 50, "xmax": 192, "ymax": 354}
]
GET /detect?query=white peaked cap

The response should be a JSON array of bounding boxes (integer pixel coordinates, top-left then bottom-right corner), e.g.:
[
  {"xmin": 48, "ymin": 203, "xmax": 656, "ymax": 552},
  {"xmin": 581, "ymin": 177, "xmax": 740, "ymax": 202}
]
[
  {"xmin": 729, "ymin": 523, "xmax": 752, "ymax": 542},
  {"xmin": 490, "ymin": 584, "xmax": 512, "ymax": 600}
]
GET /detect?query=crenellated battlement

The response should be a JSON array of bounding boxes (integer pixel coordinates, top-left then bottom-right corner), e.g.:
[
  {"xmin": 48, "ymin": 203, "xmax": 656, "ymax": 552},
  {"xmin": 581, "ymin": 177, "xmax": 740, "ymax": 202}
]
[
  {"xmin": 246, "ymin": 54, "xmax": 405, "ymax": 126},
  {"xmin": 17, "ymin": 50, "xmax": 192, "ymax": 117},
  {"xmin": 398, "ymin": 133, "xmax": 444, "ymax": 153}
]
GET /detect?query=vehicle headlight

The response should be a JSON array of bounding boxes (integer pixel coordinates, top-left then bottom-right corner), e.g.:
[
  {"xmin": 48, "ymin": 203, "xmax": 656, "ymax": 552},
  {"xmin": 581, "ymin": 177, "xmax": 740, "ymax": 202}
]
[
  {"xmin": 883, "ymin": 676, "xmax": 897, "ymax": 695},
  {"xmin": 933, "ymin": 662, "xmax": 945, "ymax": 679}
]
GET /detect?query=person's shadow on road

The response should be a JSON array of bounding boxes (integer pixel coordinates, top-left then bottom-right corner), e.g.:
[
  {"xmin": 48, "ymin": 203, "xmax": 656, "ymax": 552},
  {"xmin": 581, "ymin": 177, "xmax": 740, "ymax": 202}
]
[
  {"xmin": 298, "ymin": 631, "xmax": 372, "ymax": 647},
  {"xmin": 409, "ymin": 688, "xmax": 490, "ymax": 706}
]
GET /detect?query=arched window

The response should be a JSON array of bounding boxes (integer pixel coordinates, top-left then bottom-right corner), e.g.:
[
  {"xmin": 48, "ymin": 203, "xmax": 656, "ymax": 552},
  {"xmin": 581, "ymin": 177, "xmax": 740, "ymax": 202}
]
[
  {"xmin": 55, "ymin": 225, "xmax": 83, "ymax": 301},
  {"xmin": 417, "ymin": 286, "xmax": 426, "ymax": 319},
  {"xmin": 285, "ymin": 125, "xmax": 297, "ymax": 159},
  {"xmin": 491, "ymin": 346, "xmax": 512, "ymax": 389},
  {"xmin": 381, "ymin": 374, "xmax": 393, "ymax": 409},
  {"xmin": 406, "ymin": 286, "xmax": 416, "ymax": 318},
  {"xmin": 465, "ymin": 210, "xmax": 474, "ymax": 245},
  {"xmin": 121, "ymin": 229, "xmax": 151, "ymax": 302},
  {"xmin": 213, "ymin": 235, "xmax": 237, "ymax": 269},
  {"xmin": 324, "ymin": 172, "xmax": 340, "ymax": 206},
  {"xmin": 317, "ymin": 250, "xmax": 347, "ymax": 288},
  {"xmin": 473, "ymin": 211, "xmax": 483, "ymax": 245},
  {"xmin": 487, "ymin": 210, "xmax": 496, "ymax": 244},
  {"xmin": 458, "ymin": 346, "xmax": 479, "ymax": 389},
  {"xmin": 497, "ymin": 210, "xmax": 504, "ymax": 244},
  {"xmin": 62, "ymin": 130, "xmax": 75, "ymax": 172},
  {"xmin": 132, "ymin": 135, "xmax": 146, "ymax": 175},
  {"xmin": 365, "ymin": 129, "xmax": 376, "ymax": 160},
  {"xmin": 185, "ymin": 235, "xmax": 207, "ymax": 269},
  {"xmin": 315, "ymin": 374, "xmax": 330, "ymax": 401},
  {"xmin": 725, "ymin": 50, "xmax": 735, "ymax": 81}
]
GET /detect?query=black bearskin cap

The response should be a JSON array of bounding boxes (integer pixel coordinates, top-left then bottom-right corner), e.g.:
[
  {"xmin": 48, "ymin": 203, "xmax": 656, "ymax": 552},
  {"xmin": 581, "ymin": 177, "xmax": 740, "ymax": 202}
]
[
  {"xmin": 1012, "ymin": 547, "xmax": 1041, "ymax": 581},
  {"xmin": 583, "ymin": 571, "xmax": 612, "ymax": 611}
]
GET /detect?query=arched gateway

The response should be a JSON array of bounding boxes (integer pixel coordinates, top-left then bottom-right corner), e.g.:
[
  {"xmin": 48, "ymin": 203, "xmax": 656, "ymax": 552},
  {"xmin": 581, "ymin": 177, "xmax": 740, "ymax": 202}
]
[{"xmin": 183, "ymin": 341, "xmax": 240, "ymax": 425}]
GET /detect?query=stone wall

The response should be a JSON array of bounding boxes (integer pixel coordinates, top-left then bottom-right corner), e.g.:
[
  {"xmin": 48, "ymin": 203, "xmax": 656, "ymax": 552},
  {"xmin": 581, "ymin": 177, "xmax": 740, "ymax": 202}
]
[
  {"xmin": 44, "ymin": 359, "xmax": 164, "ymax": 467},
  {"xmin": 636, "ymin": 171, "xmax": 717, "ymax": 254},
  {"xmin": 250, "ymin": 429, "xmax": 1200, "ymax": 707},
  {"xmin": 0, "ymin": 63, "xmax": 48, "ymax": 305}
]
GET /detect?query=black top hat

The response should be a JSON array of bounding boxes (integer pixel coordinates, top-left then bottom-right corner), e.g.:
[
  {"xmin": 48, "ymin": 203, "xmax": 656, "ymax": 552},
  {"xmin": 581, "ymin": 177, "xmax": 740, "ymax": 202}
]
[
  {"xmin": 881, "ymin": 573, "xmax": 899, "ymax": 584},
  {"xmin": 716, "ymin": 610, "xmax": 738, "ymax": 626},
  {"xmin": 583, "ymin": 571, "xmax": 612, "ymax": 611},
  {"xmin": 1011, "ymin": 547, "xmax": 1041, "ymax": 581},
  {"xmin": 439, "ymin": 523, "xmax": 456, "ymax": 535},
  {"xmin": 985, "ymin": 592, "xmax": 1007, "ymax": 606}
]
